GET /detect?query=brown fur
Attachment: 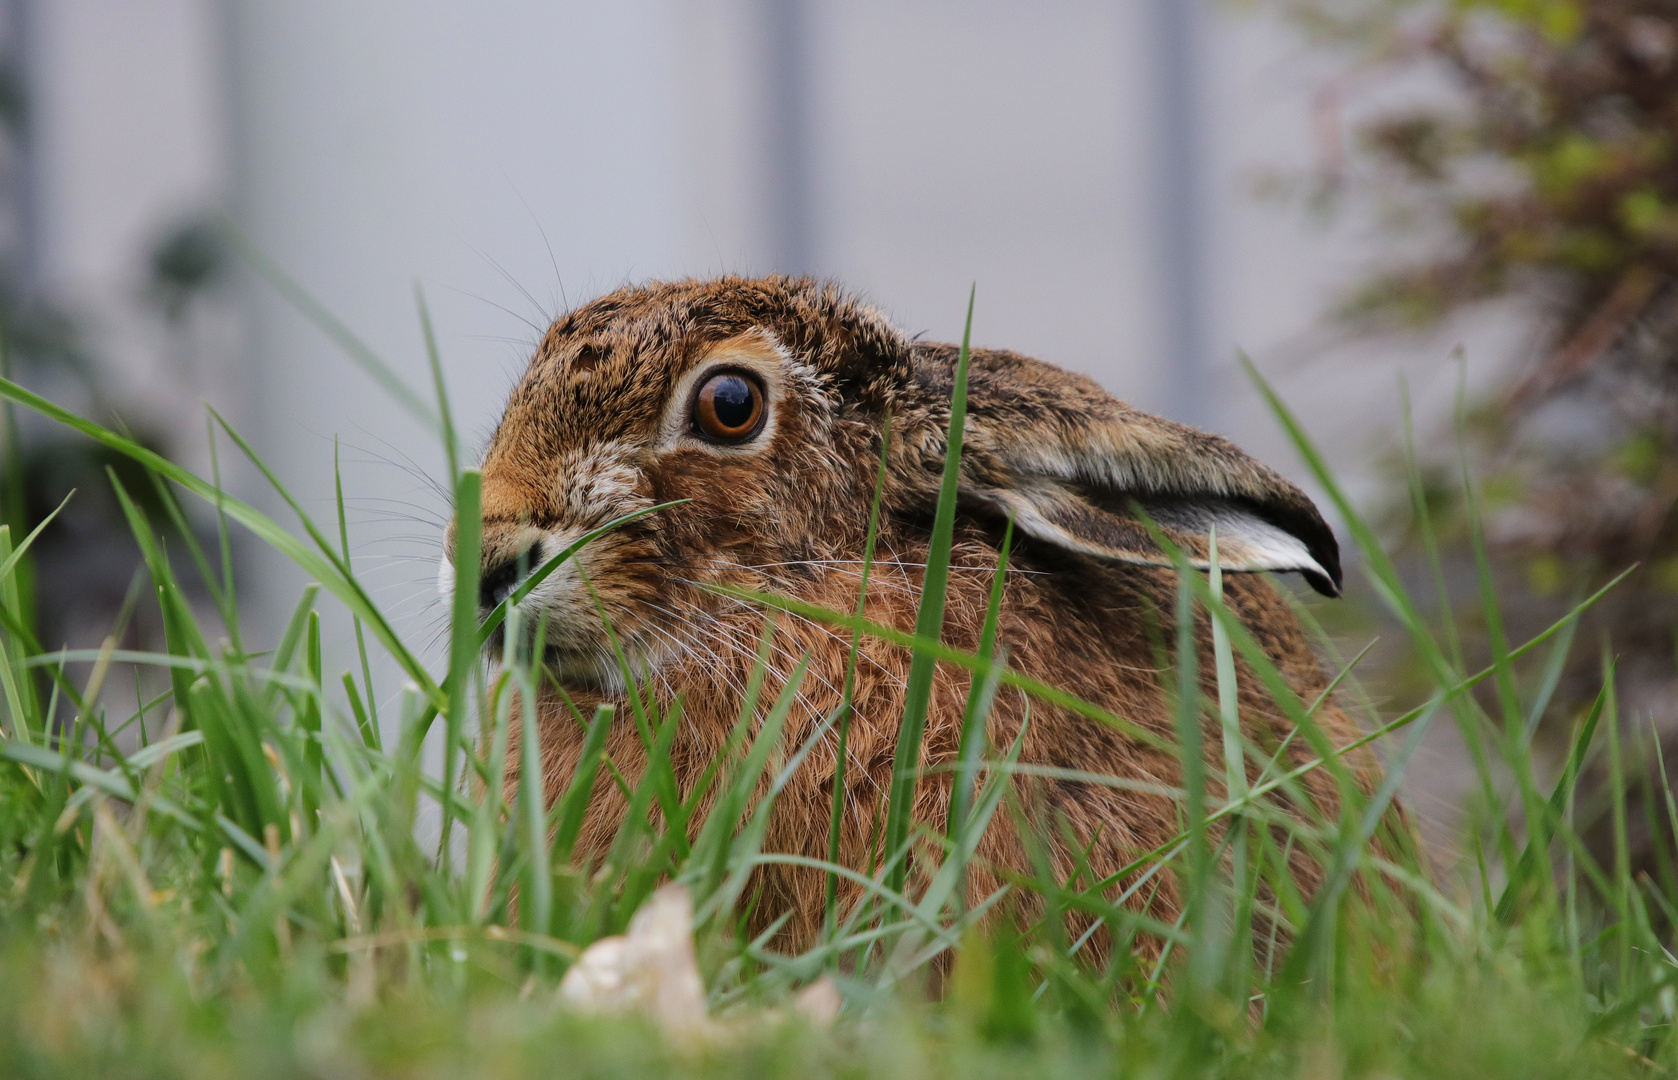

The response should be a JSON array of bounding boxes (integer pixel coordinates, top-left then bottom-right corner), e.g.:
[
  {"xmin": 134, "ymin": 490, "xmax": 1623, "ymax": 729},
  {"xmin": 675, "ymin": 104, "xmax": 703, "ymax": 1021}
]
[{"xmin": 456, "ymin": 276, "xmax": 1376, "ymax": 960}]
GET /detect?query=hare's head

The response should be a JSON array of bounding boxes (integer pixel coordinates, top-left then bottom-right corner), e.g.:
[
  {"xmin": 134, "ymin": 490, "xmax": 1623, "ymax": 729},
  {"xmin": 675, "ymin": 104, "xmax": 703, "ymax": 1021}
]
[{"xmin": 448, "ymin": 276, "xmax": 1340, "ymax": 687}]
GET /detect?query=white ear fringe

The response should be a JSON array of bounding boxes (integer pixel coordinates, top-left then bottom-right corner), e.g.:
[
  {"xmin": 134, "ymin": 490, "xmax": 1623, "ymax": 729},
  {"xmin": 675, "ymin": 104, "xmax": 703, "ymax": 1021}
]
[
  {"xmin": 981, "ymin": 488, "xmax": 1332, "ymax": 584},
  {"xmin": 1146, "ymin": 503, "xmax": 1334, "ymax": 582}
]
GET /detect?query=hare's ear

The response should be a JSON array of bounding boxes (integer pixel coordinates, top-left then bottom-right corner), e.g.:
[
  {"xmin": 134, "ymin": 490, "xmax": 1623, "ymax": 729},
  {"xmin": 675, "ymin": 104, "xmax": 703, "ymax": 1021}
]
[{"xmin": 942, "ymin": 348, "xmax": 1342, "ymax": 596}]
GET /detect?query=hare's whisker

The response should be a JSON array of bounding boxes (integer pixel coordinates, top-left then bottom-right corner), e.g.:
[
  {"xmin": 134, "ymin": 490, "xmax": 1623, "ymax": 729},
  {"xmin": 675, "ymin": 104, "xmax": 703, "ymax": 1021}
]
[
  {"xmin": 644, "ymin": 599, "xmax": 856, "ymax": 754},
  {"xmin": 339, "ymin": 430, "xmax": 456, "ymax": 502},
  {"xmin": 659, "ymin": 576, "xmax": 908, "ymax": 691}
]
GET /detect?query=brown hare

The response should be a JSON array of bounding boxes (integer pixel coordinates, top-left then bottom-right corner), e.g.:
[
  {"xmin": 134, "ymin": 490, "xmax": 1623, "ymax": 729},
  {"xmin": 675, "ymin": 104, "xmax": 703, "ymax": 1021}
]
[{"xmin": 452, "ymin": 275, "xmax": 1373, "ymax": 960}]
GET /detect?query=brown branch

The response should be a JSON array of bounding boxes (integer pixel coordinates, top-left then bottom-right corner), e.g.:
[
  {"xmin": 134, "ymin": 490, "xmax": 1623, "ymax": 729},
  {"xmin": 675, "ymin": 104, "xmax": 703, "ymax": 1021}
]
[{"xmin": 1508, "ymin": 264, "xmax": 1660, "ymax": 410}]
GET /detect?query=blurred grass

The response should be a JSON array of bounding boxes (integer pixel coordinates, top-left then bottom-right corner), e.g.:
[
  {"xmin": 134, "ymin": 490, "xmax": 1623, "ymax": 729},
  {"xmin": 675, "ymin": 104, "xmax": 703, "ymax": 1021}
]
[{"xmin": 0, "ymin": 293, "xmax": 1672, "ymax": 1079}]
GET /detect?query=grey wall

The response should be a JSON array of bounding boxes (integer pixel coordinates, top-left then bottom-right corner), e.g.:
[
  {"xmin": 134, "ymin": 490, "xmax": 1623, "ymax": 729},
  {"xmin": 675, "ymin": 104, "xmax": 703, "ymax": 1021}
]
[
  {"xmin": 34, "ymin": 1, "xmax": 1528, "ymax": 704},
  {"xmin": 224, "ymin": 2, "xmax": 692, "ymax": 653},
  {"xmin": 28, "ymin": 0, "xmax": 234, "ymax": 448}
]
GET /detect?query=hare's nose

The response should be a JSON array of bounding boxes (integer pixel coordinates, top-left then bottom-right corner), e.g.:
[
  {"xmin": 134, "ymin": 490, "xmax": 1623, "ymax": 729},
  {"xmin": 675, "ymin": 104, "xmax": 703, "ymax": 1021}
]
[{"xmin": 479, "ymin": 547, "xmax": 534, "ymax": 610}]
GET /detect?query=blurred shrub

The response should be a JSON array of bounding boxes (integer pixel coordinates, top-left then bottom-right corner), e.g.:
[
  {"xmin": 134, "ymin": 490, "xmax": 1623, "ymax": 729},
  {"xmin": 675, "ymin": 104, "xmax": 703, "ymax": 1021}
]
[
  {"xmin": 0, "ymin": 50, "xmax": 228, "ymax": 709},
  {"xmin": 1274, "ymin": 0, "xmax": 1678, "ymax": 871}
]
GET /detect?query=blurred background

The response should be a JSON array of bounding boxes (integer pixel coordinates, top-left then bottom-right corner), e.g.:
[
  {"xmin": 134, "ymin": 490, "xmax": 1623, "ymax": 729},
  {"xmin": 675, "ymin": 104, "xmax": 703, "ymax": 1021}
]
[{"xmin": 6, "ymin": 0, "xmax": 1675, "ymax": 864}]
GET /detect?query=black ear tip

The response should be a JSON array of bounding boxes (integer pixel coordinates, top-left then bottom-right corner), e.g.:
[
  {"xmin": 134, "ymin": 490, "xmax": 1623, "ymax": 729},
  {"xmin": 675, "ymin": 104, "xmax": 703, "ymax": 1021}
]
[
  {"xmin": 1305, "ymin": 530, "xmax": 1343, "ymax": 597},
  {"xmin": 1287, "ymin": 513, "xmax": 1342, "ymax": 597},
  {"xmin": 1302, "ymin": 568, "xmax": 1341, "ymax": 598},
  {"xmin": 1259, "ymin": 501, "xmax": 1342, "ymax": 598}
]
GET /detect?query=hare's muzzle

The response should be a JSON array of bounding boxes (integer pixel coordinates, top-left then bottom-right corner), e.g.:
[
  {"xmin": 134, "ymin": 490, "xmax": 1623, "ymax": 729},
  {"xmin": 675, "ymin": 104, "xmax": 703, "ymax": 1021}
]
[
  {"xmin": 439, "ymin": 519, "xmax": 560, "ymax": 619},
  {"xmin": 479, "ymin": 548, "xmax": 531, "ymax": 610}
]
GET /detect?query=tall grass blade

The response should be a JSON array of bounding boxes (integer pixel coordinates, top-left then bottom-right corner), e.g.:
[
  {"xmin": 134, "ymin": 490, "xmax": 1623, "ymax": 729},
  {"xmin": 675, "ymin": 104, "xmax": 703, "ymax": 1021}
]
[
  {"xmin": 551, "ymin": 704, "xmax": 613, "ymax": 864},
  {"xmin": 952, "ymin": 514, "xmax": 1012, "ymax": 839},
  {"xmin": 441, "ymin": 469, "xmax": 483, "ymax": 858},
  {"xmin": 884, "ymin": 286, "xmax": 975, "ymax": 897}
]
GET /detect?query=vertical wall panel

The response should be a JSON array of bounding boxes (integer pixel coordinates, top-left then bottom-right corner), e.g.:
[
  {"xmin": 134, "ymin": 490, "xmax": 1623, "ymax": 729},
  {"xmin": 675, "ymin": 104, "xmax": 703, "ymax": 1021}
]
[{"xmin": 225, "ymin": 0, "xmax": 687, "ymax": 652}]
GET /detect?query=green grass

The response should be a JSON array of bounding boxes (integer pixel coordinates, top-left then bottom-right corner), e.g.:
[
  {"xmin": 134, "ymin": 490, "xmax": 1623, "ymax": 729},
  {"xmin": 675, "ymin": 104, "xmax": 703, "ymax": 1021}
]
[{"xmin": 0, "ymin": 290, "xmax": 1672, "ymax": 1079}]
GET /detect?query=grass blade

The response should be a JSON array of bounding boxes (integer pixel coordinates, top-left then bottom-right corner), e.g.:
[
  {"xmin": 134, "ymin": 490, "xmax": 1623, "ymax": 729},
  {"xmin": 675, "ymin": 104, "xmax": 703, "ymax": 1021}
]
[{"xmin": 884, "ymin": 285, "xmax": 975, "ymax": 897}]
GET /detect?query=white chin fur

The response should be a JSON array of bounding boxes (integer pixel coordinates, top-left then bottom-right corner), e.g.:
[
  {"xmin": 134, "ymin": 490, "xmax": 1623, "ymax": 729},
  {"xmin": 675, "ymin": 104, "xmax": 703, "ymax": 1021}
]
[{"xmin": 437, "ymin": 555, "xmax": 456, "ymax": 598}]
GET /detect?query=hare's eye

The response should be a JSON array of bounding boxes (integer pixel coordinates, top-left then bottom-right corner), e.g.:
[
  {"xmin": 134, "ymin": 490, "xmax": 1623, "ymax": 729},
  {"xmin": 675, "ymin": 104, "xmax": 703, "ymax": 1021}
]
[{"xmin": 692, "ymin": 370, "xmax": 766, "ymax": 443}]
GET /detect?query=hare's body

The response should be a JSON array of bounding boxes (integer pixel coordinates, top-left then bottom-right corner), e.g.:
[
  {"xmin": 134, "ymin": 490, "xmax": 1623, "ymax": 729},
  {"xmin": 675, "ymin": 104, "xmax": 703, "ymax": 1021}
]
[
  {"xmin": 463, "ymin": 277, "xmax": 1373, "ymax": 957},
  {"xmin": 539, "ymin": 539, "xmax": 1356, "ymax": 956}
]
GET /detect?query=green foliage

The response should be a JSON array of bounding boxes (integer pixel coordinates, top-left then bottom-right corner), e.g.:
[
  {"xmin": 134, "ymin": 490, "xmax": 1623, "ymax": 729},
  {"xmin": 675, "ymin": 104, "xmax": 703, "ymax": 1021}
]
[
  {"xmin": 1280, "ymin": 0, "xmax": 1678, "ymax": 350},
  {"xmin": 0, "ymin": 290, "xmax": 1671, "ymax": 1077},
  {"xmin": 1274, "ymin": 0, "xmax": 1678, "ymax": 891}
]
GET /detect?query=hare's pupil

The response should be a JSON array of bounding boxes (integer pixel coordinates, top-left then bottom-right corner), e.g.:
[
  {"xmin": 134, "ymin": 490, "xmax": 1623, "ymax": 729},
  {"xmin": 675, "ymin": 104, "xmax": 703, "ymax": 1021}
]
[
  {"xmin": 711, "ymin": 376, "xmax": 753, "ymax": 428},
  {"xmin": 692, "ymin": 369, "xmax": 765, "ymax": 442}
]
